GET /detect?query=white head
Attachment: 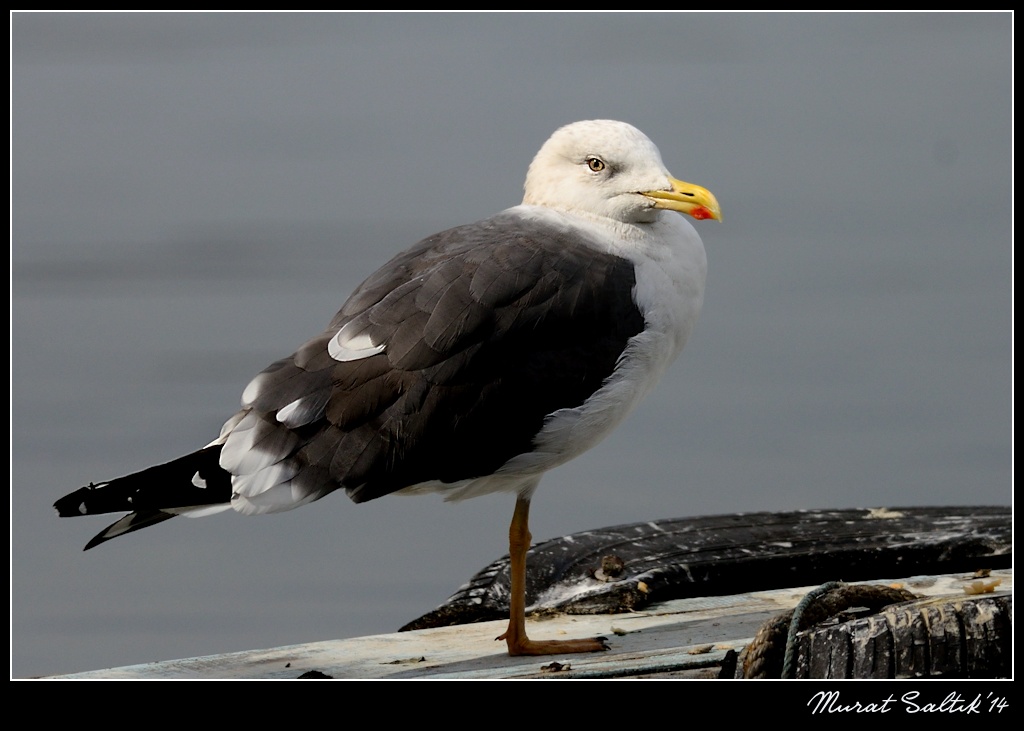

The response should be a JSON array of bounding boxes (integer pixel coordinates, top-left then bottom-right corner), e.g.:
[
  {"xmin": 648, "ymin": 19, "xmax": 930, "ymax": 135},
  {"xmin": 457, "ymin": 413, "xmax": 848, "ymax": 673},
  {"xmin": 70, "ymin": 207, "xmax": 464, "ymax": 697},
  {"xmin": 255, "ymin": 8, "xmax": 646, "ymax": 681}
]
[{"xmin": 523, "ymin": 120, "xmax": 721, "ymax": 225}]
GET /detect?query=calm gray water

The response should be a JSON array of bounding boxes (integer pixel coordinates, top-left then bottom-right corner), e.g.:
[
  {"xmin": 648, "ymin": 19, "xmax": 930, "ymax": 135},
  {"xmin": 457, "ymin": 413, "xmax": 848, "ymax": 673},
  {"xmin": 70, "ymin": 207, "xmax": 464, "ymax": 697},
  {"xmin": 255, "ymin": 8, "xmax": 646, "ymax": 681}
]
[{"xmin": 12, "ymin": 13, "xmax": 1011, "ymax": 678}]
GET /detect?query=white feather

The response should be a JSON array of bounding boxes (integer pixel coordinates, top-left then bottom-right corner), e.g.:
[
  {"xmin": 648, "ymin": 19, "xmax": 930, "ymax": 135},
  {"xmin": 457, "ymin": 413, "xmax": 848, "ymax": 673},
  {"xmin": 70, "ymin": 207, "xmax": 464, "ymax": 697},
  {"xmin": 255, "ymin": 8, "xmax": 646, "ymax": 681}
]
[{"xmin": 329, "ymin": 321, "xmax": 385, "ymax": 362}]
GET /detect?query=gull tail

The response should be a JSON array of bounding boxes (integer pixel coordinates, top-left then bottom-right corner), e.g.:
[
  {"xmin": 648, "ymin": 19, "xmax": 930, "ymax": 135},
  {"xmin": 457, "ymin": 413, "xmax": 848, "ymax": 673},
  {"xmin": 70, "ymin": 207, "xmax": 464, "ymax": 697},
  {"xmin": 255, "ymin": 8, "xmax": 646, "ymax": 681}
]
[{"xmin": 54, "ymin": 445, "xmax": 233, "ymax": 550}]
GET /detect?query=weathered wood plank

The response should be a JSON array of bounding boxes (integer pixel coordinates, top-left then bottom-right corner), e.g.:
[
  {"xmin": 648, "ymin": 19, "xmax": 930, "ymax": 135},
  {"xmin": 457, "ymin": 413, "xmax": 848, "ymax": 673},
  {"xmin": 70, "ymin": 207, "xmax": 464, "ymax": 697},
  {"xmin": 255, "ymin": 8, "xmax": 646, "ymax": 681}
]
[
  {"xmin": 48, "ymin": 570, "xmax": 1010, "ymax": 679},
  {"xmin": 962, "ymin": 595, "xmax": 1012, "ymax": 677},
  {"xmin": 404, "ymin": 506, "xmax": 1010, "ymax": 630},
  {"xmin": 922, "ymin": 601, "xmax": 962, "ymax": 677},
  {"xmin": 786, "ymin": 593, "xmax": 1011, "ymax": 679}
]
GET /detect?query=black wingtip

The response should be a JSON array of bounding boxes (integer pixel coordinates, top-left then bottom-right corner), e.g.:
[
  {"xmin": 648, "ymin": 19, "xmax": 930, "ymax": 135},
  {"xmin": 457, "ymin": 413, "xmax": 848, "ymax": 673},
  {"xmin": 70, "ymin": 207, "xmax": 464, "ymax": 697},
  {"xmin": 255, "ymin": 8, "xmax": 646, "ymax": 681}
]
[
  {"xmin": 54, "ymin": 483, "xmax": 106, "ymax": 518},
  {"xmin": 81, "ymin": 510, "xmax": 179, "ymax": 550}
]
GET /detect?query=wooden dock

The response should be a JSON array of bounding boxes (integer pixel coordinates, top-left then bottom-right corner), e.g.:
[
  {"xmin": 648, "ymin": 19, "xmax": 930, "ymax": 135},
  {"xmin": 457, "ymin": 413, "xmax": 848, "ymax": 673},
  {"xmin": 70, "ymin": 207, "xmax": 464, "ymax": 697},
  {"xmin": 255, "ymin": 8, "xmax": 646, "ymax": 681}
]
[
  {"xmin": 47, "ymin": 507, "xmax": 1011, "ymax": 679},
  {"xmin": 48, "ymin": 570, "xmax": 1010, "ymax": 679}
]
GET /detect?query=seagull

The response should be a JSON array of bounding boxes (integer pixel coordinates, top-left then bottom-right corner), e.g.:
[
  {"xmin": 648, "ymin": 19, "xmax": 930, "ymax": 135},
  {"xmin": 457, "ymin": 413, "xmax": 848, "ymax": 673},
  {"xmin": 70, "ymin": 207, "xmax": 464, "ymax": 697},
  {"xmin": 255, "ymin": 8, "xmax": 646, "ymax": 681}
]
[{"xmin": 54, "ymin": 119, "xmax": 721, "ymax": 656}]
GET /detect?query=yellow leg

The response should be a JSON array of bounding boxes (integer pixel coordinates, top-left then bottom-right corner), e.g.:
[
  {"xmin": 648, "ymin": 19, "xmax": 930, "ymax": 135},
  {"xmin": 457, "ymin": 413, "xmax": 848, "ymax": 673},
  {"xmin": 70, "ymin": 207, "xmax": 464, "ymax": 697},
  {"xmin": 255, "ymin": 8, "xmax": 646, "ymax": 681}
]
[{"xmin": 496, "ymin": 495, "xmax": 609, "ymax": 656}]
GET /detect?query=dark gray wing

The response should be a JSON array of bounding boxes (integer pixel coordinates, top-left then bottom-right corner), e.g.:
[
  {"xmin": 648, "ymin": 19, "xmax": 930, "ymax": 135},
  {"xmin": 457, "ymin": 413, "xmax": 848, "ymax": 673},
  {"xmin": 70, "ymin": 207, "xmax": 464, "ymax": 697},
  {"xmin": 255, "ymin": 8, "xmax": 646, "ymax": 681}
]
[{"xmin": 224, "ymin": 211, "xmax": 646, "ymax": 509}]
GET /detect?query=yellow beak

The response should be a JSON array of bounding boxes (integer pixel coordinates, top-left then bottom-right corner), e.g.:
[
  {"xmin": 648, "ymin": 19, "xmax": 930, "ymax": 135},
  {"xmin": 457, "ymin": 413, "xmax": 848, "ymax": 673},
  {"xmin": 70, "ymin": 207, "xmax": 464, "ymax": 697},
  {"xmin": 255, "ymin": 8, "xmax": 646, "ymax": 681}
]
[{"xmin": 643, "ymin": 177, "xmax": 722, "ymax": 222}]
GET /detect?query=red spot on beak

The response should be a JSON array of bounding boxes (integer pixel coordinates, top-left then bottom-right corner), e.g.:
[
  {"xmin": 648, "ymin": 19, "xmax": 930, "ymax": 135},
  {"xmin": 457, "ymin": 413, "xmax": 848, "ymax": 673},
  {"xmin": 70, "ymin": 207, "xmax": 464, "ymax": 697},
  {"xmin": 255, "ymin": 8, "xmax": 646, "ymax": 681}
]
[{"xmin": 690, "ymin": 206, "xmax": 714, "ymax": 221}]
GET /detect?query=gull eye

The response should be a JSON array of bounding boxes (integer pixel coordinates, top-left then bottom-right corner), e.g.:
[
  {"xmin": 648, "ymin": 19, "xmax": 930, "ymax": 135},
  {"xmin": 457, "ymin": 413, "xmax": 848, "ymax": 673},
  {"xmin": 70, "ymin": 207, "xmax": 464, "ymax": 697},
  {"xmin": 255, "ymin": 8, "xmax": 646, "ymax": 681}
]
[{"xmin": 586, "ymin": 157, "xmax": 606, "ymax": 172}]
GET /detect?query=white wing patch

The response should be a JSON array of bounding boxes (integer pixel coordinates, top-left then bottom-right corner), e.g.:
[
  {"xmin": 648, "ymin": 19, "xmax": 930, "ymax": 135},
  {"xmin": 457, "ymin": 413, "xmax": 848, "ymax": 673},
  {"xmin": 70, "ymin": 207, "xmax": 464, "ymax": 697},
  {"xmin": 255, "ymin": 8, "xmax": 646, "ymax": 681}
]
[
  {"xmin": 275, "ymin": 398, "xmax": 304, "ymax": 425},
  {"xmin": 173, "ymin": 504, "xmax": 234, "ymax": 518},
  {"xmin": 328, "ymin": 321, "xmax": 385, "ymax": 362},
  {"xmin": 231, "ymin": 461, "xmax": 298, "ymax": 498},
  {"xmin": 231, "ymin": 482, "xmax": 319, "ymax": 515},
  {"xmin": 219, "ymin": 412, "xmax": 300, "ymax": 476},
  {"xmin": 241, "ymin": 373, "xmax": 267, "ymax": 407},
  {"xmin": 275, "ymin": 392, "xmax": 329, "ymax": 428}
]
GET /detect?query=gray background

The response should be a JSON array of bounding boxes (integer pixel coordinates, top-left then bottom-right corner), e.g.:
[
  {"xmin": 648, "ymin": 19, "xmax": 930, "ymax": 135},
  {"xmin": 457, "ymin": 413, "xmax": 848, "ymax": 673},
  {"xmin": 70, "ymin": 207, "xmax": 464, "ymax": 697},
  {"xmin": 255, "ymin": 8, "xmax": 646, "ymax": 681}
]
[{"xmin": 12, "ymin": 13, "xmax": 1011, "ymax": 678}]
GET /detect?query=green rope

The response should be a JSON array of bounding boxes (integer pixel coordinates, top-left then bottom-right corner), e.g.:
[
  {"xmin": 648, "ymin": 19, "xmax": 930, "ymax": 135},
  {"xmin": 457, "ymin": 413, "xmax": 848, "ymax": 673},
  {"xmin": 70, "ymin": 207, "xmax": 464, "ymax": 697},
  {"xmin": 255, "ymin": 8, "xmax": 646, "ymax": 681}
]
[{"xmin": 782, "ymin": 581, "xmax": 845, "ymax": 679}]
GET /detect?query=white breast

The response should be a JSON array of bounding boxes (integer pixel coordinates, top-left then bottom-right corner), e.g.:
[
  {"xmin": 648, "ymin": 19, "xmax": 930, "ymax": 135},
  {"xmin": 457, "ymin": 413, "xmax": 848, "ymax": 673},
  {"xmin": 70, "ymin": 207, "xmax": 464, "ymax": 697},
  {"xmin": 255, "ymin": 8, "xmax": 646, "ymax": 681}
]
[{"xmin": 428, "ymin": 208, "xmax": 707, "ymax": 502}]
